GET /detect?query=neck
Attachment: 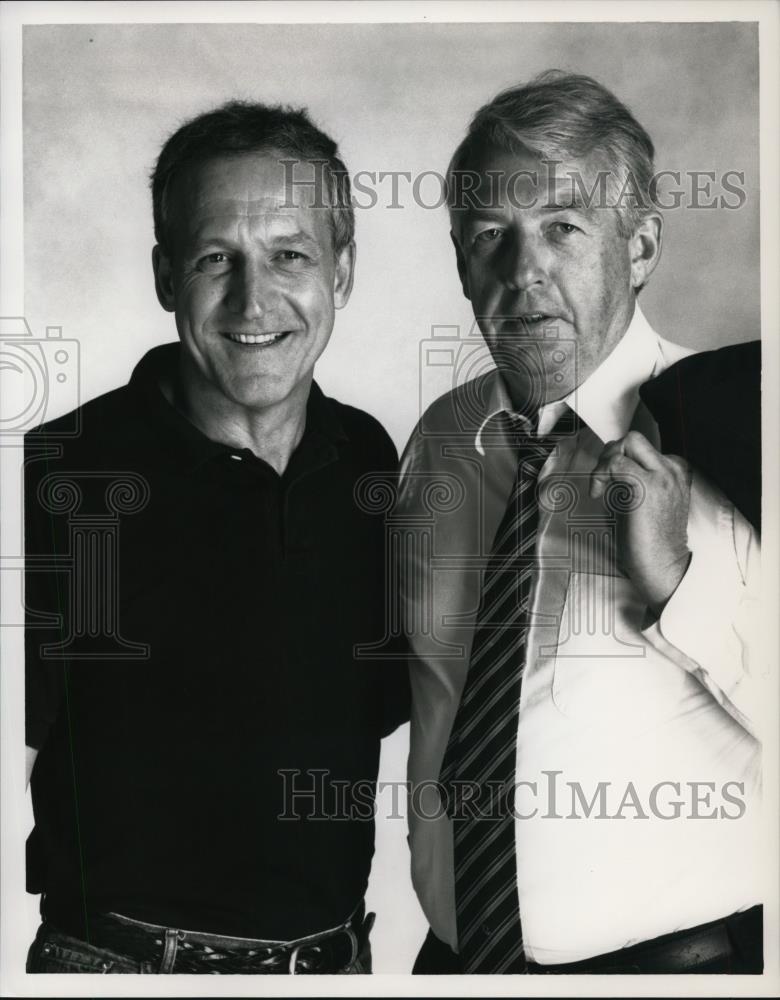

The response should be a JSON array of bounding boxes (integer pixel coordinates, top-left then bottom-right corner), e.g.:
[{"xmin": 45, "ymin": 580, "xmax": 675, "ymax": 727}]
[{"xmin": 164, "ymin": 359, "xmax": 310, "ymax": 475}]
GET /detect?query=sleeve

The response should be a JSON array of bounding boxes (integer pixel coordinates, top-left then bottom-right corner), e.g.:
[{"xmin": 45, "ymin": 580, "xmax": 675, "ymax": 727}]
[
  {"xmin": 377, "ymin": 428, "xmax": 412, "ymax": 736},
  {"xmin": 24, "ymin": 437, "xmax": 65, "ymax": 750},
  {"xmin": 377, "ymin": 633, "xmax": 412, "ymax": 738},
  {"xmin": 641, "ymin": 469, "xmax": 764, "ymax": 739},
  {"xmin": 352, "ymin": 410, "xmax": 411, "ymax": 737}
]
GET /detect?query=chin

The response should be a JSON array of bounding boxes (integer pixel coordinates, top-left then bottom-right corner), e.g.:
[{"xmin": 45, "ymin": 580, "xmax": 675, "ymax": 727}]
[
  {"xmin": 238, "ymin": 390, "xmax": 290, "ymax": 412},
  {"xmin": 224, "ymin": 369, "xmax": 290, "ymax": 402}
]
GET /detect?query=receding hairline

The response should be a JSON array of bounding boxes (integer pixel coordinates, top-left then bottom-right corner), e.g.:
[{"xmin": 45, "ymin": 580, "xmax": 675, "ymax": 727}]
[
  {"xmin": 158, "ymin": 147, "xmax": 346, "ymax": 253},
  {"xmin": 150, "ymin": 100, "xmax": 355, "ymax": 255}
]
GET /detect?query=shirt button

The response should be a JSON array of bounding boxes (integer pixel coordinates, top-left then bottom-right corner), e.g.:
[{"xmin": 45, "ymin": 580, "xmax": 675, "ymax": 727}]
[{"xmin": 481, "ymin": 921, "xmax": 492, "ymax": 935}]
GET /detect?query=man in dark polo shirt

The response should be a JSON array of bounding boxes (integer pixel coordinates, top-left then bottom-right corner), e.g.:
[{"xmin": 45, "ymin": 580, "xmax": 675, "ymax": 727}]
[{"xmin": 24, "ymin": 101, "xmax": 408, "ymax": 974}]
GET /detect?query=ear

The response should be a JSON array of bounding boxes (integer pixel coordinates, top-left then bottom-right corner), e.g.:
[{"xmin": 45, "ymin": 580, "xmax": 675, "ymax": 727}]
[
  {"xmin": 333, "ymin": 240, "xmax": 356, "ymax": 310},
  {"xmin": 152, "ymin": 245, "xmax": 176, "ymax": 313},
  {"xmin": 451, "ymin": 230, "xmax": 471, "ymax": 301},
  {"xmin": 628, "ymin": 213, "xmax": 663, "ymax": 291}
]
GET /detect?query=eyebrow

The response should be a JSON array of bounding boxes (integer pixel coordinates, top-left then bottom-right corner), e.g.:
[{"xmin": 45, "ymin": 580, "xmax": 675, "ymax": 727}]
[
  {"xmin": 461, "ymin": 209, "xmax": 506, "ymax": 224},
  {"xmin": 265, "ymin": 232, "xmax": 320, "ymax": 249},
  {"xmin": 190, "ymin": 231, "xmax": 321, "ymax": 252},
  {"xmin": 539, "ymin": 194, "xmax": 593, "ymax": 213},
  {"xmin": 460, "ymin": 191, "xmax": 596, "ymax": 221},
  {"xmin": 541, "ymin": 174, "xmax": 613, "ymax": 214}
]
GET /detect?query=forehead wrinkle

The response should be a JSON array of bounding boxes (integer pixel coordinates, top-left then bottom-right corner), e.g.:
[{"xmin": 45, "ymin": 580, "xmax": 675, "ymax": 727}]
[
  {"xmin": 188, "ymin": 195, "xmax": 302, "ymax": 222},
  {"xmin": 169, "ymin": 156, "xmax": 334, "ymax": 250},
  {"xmin": 189, "ymin": 204, "xmax": 320, "ymax": 241},
  {"xmin": 191, "ymin": 194, "xmax": 297, "ymax": 213},
  {"xmin": 460, "ymin": 170, "xmax": 606, "ymax": 227}
]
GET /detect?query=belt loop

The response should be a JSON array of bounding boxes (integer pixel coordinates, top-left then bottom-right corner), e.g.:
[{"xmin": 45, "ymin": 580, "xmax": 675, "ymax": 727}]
[
  {"xmin": 159, "ymin": 928, "xmax": 179, "ymax": 973},
  {"xmin": 288, "ymin": 944, "xmax": 302, "ymax": 974},
  {"xmin": 345, "ymin": 926, "xmax": 359, "ymax": 968}
]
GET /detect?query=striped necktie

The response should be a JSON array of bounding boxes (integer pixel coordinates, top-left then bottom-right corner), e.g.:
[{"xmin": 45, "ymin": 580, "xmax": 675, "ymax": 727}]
[{"xmin": 439, "ymin": 405, "xmax": 578, "ymax": 973}]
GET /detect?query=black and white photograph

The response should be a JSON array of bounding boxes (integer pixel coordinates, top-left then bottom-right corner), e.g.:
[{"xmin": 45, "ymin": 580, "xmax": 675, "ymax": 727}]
[{"xmin": 1, "ymin": 1, "xmax": 778, "ymax": 995}]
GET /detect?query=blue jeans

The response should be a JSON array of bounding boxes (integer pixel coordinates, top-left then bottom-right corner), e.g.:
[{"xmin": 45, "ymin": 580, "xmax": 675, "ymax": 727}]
[{"xmin": 26, "ymin": 918, "xmax": 373, "ymax": 974}]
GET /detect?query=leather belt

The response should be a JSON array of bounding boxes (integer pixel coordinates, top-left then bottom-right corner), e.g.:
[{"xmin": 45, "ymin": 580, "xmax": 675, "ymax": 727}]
[
  {"xmin": 83, "ymin": 905, "xmax": 370, "ymax": 974},
  {"xmin": 527, "ymin": 905, "xmax": 763, "ymax": 974}
]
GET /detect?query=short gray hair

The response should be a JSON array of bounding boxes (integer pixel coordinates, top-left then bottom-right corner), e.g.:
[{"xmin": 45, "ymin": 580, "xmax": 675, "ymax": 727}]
[
  {"xmin": 151, "ymin": 100, "xmax": 354, "ymax": 255},
  {"xmin": 447, "ymin": 70, "xmax": 657, "ymax": 238}
]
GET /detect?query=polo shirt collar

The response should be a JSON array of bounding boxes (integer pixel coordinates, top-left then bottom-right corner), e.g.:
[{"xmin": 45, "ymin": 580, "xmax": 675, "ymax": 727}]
[{"xmin": 128, "ymin": 342, "xmax": 347, "ymax": 473}]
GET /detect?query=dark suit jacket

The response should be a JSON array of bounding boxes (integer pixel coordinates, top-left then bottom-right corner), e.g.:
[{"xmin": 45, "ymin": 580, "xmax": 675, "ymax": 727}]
[{"xmin": 638, "ymin": 340, "xmax": 761, "ymax": 533}]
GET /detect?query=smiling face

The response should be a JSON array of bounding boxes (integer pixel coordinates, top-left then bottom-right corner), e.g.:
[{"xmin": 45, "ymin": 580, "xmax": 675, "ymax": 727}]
[
  {"xmin": 153, "ymin": 152, "xmax": 354, "ymax": 422},
  {"xmin": 452, "ymin": 146, "xmax": 661, "ymax": 408}
]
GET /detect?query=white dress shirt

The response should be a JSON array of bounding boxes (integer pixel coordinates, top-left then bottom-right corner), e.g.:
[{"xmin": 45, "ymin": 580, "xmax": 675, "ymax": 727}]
[{"xmin": 397, "ymin": 306, "xmax": 763, "ymax": 964}]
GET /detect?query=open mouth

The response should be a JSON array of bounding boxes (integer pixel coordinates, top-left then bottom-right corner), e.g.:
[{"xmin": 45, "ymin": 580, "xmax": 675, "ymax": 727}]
[
  {"xmin": 517, "ymin": 313, "xmax": 555, "ymax": 327},
  {"xmin": 496, "ymin": 313, "xmax": 559, "ymax": 334},
  {"xmin": 222, "ymin": 331, "xmax": 294, "ymax": 347}
]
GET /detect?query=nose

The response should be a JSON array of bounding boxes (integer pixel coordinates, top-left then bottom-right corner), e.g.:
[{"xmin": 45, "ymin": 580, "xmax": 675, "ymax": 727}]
[
  {"xmin": 225, "ymin": 260, "xmax": 273, "ymax": 319},
  {"xmin": 502, "ymin": 232, "xmax": 547, "ymax": 293}
]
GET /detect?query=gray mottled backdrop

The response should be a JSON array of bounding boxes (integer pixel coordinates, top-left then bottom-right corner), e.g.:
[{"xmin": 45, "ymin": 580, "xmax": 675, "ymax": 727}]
[{"xmin": 22, "ymin": 20, "xmax": 759, "ymax": 974}]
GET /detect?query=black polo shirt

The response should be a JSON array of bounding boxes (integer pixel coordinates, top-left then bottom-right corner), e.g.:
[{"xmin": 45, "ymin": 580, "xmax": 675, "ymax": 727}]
[{"xmin": 25, "ymin": 342, "xmax": 408, "ymax": 940}]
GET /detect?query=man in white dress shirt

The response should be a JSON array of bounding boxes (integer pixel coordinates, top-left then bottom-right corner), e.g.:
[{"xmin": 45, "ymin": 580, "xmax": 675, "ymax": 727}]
[{"xmin": 398, "ymin": 71, "xmax": 763, "ymax": 974}]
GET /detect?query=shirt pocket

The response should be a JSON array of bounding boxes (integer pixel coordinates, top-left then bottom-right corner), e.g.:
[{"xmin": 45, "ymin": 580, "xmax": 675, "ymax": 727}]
[{"xmin": 550, "ymin": 571, "xmax": 690, "ymax": 729}]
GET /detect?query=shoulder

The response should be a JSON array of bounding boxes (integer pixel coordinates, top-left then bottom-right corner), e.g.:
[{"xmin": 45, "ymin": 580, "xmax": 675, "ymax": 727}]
[
  {"xmin": 23, "ymin": 381, "xmax": 151, "ymax": 486},
  {"xmin": 323, "ymin": 394, "xmax": 399, "ymax": 468},
  {"xmin": 641, "ymin": 339, "xmax": 760, "ymax": 412},
  {"xmin": 399, "ymin": 371, "xmax": 497, "ymax": 474},
  {"xmin": 23, "ymin": 383, "xmax": 143, "ymax": 534},
  {"xmin": 24, "ymin": 342, "xmax": 182, "ymax": 455},
  {"xmin": 25, "ymin": 382, "xmax": 135, "ymax": 449},
  {"xmin": 640, "ymin": 339, "xmax": 761, "ymax": 532}
]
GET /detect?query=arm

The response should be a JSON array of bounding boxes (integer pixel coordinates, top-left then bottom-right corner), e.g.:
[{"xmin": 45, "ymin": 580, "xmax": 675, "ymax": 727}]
[
  {"xmin": 26, "ymin": 745, "xmax": 38, "ymax": 788},
  {"xmin": 592, "ymin": 431, "xmax": 763, "ymax": 737},
  {"xmin": 25, "ymin": 436, "xmax": 64, "ymax": 777},
  {"xmin": 379, "ymin": 652, "xmax": 412, "ymax": 737},
  {"xmin": 644, "ymin": 473, "xmax": 762, "ymax": 737},
  {"xmin": 354, "ymin": 412, "xmax": 411, "ymax": 737}
]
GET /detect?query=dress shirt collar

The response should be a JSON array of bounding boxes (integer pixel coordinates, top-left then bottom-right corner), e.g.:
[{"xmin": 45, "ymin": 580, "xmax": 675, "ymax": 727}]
[{"xmin": 474, "ymin": 304, "xmax": 663, "ymax": 454}]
